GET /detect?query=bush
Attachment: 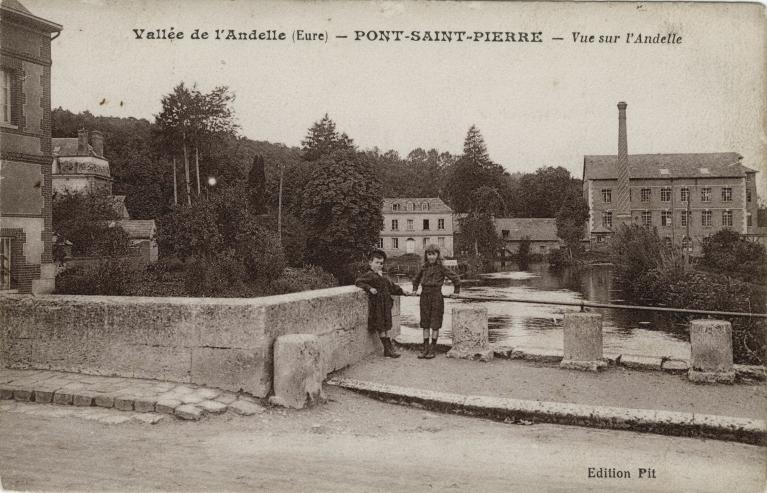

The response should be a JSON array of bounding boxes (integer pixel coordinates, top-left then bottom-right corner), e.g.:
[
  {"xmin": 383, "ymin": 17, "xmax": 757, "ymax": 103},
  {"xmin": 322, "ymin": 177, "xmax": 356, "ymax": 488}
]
[
  {"xmin": 183, "ymin": 251, "xmax": 260, "ymax": 297},
  {"xmin": 268, "ymin": 266, "xmax": 338, "ymax": 294},
  {"xmin": 55, "ymin": 259, "xmax": 139, "ymax": 296}
]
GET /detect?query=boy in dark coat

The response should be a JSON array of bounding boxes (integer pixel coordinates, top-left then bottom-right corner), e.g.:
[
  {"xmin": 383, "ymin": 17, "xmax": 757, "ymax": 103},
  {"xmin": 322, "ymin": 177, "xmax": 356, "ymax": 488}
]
[
  {"xmin": 355, "ymin": 249, "xmax": 410, "ymax": 358},
  {"xmin": 412, "ymin": 244, "xmax": 461, "ymax": 359}
]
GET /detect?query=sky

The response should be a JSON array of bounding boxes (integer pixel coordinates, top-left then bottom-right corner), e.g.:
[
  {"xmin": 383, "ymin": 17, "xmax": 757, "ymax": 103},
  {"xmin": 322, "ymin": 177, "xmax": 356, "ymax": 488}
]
[{"xmin": 21, "ymin": 0, "xmax": 767, "ymax": 189}]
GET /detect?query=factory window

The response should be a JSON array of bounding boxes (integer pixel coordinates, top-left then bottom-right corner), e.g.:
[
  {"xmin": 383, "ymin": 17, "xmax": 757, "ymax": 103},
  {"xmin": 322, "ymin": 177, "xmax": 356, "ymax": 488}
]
[
  {"xmin": 660, "ymin": 187, "xmax": 672, "ymax": 202},
  {"xmin": 641, "ymin": 211, "xmax": 652, "ymax": 226},
  {"xmin": 702, "ymin": 210, "xmax": 712, "ymax": 227},
  {"xmin": 722, "ymin": 210, "xmax": 733, "ymax": 227},
  {"xmin": 661, "ymin": 211, "xmax": 672, "ymax": 227},
  {"xmin": 721, "ymin": 187, "xmax": 732, "ymax": 202},
  {"xmin": 640, "ymin": 188, "xmax": 651, "ymax": 202},
  {"xmin": 0, "ymin": 237, "xmax": 10, "ymax": 290},
  {"xmin": 602, "ymin": 211, "xmax": 613, "ymax": 228},
  {"xmin": 747, "ymin": 189, "xmax": 752, "ymax": 203},
  {"xmin": 601, "ymin": 189, "xmax": 611, "ymax": 203},
  {"xmin": 1, "ymin": 69, "xmax": 13, "ymax": 125},
  {"xmin": 680, "ymin": 187, "xmax": 690, "ymax": 202},
  {"xmin": 701, "ymin": 188, "xmax": 711, "ymax": 202},
  {"xmin": 680, "ymin": 210, "xmax": 692, "ymax": 226}
]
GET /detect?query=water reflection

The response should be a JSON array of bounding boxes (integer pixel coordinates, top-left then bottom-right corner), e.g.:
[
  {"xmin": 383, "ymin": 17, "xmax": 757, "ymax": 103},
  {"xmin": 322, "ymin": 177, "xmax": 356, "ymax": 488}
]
[{"xmin": 398, "ymin": 263, "xmax": 691, "ymax": 360}]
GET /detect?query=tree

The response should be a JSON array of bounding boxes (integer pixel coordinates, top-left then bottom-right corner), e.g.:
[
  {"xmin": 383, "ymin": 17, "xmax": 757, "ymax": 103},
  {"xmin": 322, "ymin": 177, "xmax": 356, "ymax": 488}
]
[
  {"xmin": 302, "ymin": 148, "xmax": 383, "ymax": 283},
  {"xmin": 516, "ymin": 166, "xmax": 580, "ymax": 218},
  {"xmin": 248, "ymin": 154, "xmax": 267, "ymax": 214},
  {"xmin": 301, "ymin": 114, "xmax": 354, "ymax": 162},
  {"xmin": 517, "ymin": 235, "xmax": 531, "ymax": 270},
  {"xmin": 700, "ymin": 229, "xmax": 767, "ymax": 284},
  {"xmin": 556, "ymin": 189, "xmax": 589, "ymax": 259},
  {"xmin": 52, "ymin": 189, "xmax": 131, "ymax": 257}
]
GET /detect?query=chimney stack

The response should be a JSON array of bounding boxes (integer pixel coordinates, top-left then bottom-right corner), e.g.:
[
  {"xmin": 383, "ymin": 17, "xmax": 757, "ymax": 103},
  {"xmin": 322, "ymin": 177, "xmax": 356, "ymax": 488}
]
[
  {"xmin": 91, "ymin": 130, "xmax": 104, "ymax": 157},
  {"xmin": 615, "ymin": 102, "xmax": 632, "ymax": 224},
  {"xmin": 77, "ymin": 128, "xmax": 88, "ymax": 155}
]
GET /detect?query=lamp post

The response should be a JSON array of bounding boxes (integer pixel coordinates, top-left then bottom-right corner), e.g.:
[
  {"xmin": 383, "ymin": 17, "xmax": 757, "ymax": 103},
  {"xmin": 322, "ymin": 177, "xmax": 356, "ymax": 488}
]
[{"xmin": 206, "ymin": 176, "xmax": 217, "ymax": 200}]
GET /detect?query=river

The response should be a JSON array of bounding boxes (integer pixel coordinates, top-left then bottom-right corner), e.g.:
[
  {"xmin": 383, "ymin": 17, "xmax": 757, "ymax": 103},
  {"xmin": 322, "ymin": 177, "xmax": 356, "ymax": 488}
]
[{"xmin": 397, "ymin": 263, "xmax": 691, "ymax": 360}]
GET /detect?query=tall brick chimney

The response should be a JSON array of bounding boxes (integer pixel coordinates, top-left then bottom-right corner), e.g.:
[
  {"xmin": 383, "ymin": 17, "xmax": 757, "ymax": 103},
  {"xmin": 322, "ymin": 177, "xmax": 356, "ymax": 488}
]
[
  {"xmin": 615, "ymin": 102, "xmax": 632, "ymax": 224},
  {"xmin": 77, "ymin": 128, "xmax": 89, "ymax": 155},
  {"xmin": 91, "ymin": 130, "xmax": 104, "ymax": 157}
]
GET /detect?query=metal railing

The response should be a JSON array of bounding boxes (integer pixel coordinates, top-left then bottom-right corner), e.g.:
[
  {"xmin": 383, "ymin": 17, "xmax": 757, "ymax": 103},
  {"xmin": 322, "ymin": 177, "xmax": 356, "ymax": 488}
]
[{"xmin": 408, "ymin": 293, "xmax": 767, "ymax": 319}]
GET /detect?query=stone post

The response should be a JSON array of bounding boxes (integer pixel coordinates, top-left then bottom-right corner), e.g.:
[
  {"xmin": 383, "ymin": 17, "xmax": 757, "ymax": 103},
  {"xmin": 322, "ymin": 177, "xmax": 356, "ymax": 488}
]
[
  {"xmin": 446, "ymin": 306, "xmax": 493, "ymax": 362},
  {"xmin": 560, "ymin": 312, "xmax": 607, "ymax": 372},
  {"xmin": 391, "ymin": 295, "xmax": 401, "ymax": 339},
  {"xmin": 269, "ymin": 334, "xmax": 326, "ymax": 408},
  {"xmin": 688, "ymin": 319, "xmax": 735, "ymax": 384}
]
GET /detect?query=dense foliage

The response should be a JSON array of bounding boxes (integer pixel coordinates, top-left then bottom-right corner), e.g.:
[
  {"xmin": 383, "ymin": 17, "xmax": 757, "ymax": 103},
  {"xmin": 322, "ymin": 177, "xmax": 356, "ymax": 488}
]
[
  {"xmin": 52, "ymin": 189, "xmax": 131, "ymax": 257},
  {"xmin": 610, "ymin": 224, "xmax": 766, "ymax": 365}
]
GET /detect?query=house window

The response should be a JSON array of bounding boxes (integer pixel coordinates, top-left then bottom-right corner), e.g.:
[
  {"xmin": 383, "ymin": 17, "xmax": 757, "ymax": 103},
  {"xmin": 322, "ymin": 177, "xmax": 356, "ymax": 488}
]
[
  {"xmin": 376, "ymin": 238, "xmax": 384, "ymax": 248},
  {"xmin": 661, "ymin": 210, "xmax": 672, "ymax": 227},
  {"xmin": 641, "ymin": 211, "xmax": 652, "ymax": 226},
  {"xmin": 701, "ymin": 187, "xmax": 711, "ymax": 202},
  {"xmin": 602, "ymin": 211, "xmax": 613, "ymax": 228},
  {"xmin": 722, "ymin": 210, "xmax": 733, "ymax": 227},
  {"xmin": 391, "ymin": 219, "xmax": 399, "ymax": 231},
  {"xmin": 391, "ymin": 203, "xmax": 400, "ymax": 212},
  {"xmin": 721, "ymin": 187, "xmax": 732, "ymax": 202},
  {"xmin": 747, "ymin": 214, "xmax": 752, "ymax": 227},
  {"xmin": 680, "ymin": 210, "xmax": 691, "ymax": 226},
  {"xmin": 660, "ymin": 187, "xmax": 672, "ymax": 202},
  {"xmin": 680, "ymin": 187, "xmax": 690, "ymax": 202},
  {"xmin": 702, "ymin": 210, "xmax": 712, "ymax": 227},
  {"xmin": 1, "ymin": 69, "xmax": 12, "ymax": 124},
  {"xmin": 406, "ymin": 219, "xmax": 414, "ymax": 230},
  {"xmin": 640, "ymin": 188, "xmax": 651, "ymax": 202},
  {"xmin": 502, "ymin": 229, "xmax": 510, "ymax": 239},
  {"xmin": 392, "ymin": 238, "xmax": 399, "ymax": 249},
  {"xmin": 423, "ymin": 237, "xmax": 430, "ymax": 248},
  {"xmin": 421, "ymin": 202, "xmax": 429, "ymax": 211},
  {"xmin": 747, "ymin": 189, "xmax": 752, "ymax": 202},
  {"xmin": 438, "ymin": 218, "xmax": 445, "ymax": 230},
  {"xmin": 408, "ymin": 202, "xmax": 415, "ymax": 211},
  {"xmin": 423, "ymin": 219, "xmax": 430, "ymax": 230},
  {"xmin": 438, "ymin": 237, "xmax": 445, "ymax": 248},
  {"xmin": 0, "ymin": 237, "xmax": 10, "ymax": 290},
  {"xmin": 601, "ymin": 189, "xmax": 612, "ymax": 203}
]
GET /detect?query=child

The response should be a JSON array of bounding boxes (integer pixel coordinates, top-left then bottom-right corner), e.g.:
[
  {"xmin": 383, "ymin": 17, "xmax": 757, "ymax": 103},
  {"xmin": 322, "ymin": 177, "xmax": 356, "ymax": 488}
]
[
  {"xmin": 412, "ymin": 244, "xmax": 461, "ymax": 359},
  {"xmin": 355, "ymin": 249, "xmax": 409, "ymax": 358}
]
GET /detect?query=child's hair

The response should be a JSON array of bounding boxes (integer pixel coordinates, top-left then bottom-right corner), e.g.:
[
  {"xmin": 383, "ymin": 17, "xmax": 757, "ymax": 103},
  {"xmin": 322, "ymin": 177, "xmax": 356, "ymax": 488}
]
[
  {"xmin": 370, "ymin": 249, "xmax": 387, "ymax": 262},
  {"xmin": 423, "ymin": 244, "xmax": 442, "ymax": 265}
]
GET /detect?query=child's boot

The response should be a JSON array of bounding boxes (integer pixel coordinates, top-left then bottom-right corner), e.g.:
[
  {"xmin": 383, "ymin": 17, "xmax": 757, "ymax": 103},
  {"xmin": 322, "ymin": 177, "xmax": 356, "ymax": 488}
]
[
  {"xmin": 424, "ymin": 338, "xmax": 437, "ymax": 359},
  {"xmin": 417, "ymin": 339, "xmax": 430, "ymax": 359},
  {"xmin": 382, "ymin": 338, "xmax": 401, "ymax": 358}
]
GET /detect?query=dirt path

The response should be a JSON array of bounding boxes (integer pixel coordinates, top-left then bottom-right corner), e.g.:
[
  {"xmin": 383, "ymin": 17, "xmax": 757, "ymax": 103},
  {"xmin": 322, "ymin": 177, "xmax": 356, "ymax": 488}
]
[{"xmin": 1, "ymin": 387, "xmax": 764, "ymax": 492}]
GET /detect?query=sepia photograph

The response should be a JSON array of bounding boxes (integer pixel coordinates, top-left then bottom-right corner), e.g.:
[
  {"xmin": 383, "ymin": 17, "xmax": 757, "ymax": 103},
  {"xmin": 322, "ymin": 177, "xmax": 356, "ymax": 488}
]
[{"xmin": 0, "ymin": 0, "xmax": 765, "ymax": 491}]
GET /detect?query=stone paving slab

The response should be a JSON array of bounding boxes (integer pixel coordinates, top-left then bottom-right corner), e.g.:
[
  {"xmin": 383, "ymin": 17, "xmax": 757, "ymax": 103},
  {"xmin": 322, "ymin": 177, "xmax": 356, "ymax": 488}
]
[
  {"xmin": 327, "ymin": 377, "xmax": 766, "ymax": 445},
  {"xmin": 0, "ymin": 369, "xmax": 267, "ymax": 421}
]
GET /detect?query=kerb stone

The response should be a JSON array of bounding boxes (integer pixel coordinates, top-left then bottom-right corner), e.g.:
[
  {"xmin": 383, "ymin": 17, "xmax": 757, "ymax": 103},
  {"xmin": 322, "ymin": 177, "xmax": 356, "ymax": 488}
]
[
  {"xmin": 560, "ymin": 312, "xmax": 606, "ymax": 372},
  {"xmin": 688, "ymin": 319, "xmax": 735, "ymax": 384},
  {"xmin": 446, "ymin": 306, "xmax": 492, "ymax": 362},
  {"xmin": 268, "ymin": 334, "xmax": 325, "ymax": 409}
]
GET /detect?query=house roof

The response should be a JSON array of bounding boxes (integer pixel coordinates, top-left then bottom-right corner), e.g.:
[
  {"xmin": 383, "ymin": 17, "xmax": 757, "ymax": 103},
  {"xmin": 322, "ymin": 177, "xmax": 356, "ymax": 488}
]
[
  {"xmin": 1, "ymin": 0, "xmax": 62, "ymax": 32},
  {"xmin": 494, "ymin": 218, "xmax": 559, "ymax": 242},
  {"xmin": 383, "ymin": 197, "xmax": 453, "ymax": 213},
  {"xmin": 52, "ymin": 138, "xmax": 104, "ymax": 159},
  {"xmin": 583, "ymin": 153, "xmax": 756, "ymax": 181},
  {"xmin": 113, "ymin": 220, "xmax": 156, "ymax": 240}
]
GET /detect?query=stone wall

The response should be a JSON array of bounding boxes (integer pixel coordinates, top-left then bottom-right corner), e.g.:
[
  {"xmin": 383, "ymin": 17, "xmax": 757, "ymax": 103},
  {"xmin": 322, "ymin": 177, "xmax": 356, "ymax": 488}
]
[{"xmin": 0, "ymin": 287, "xmax": 400, "ymax": 397}]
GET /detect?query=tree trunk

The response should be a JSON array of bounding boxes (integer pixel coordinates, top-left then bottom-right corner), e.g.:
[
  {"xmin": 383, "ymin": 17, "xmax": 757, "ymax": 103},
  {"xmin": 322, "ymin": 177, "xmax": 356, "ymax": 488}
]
[
  {"xmin": 172, "ymin": 157, "xmax": 178, "ymax": 205},
  {"xmin": 182, "ymin": 131, "xmax": 191, "ymax": 206},
  {"xmin": 195, "ymin": 145, "xmax": 201, "ymax": 197}
]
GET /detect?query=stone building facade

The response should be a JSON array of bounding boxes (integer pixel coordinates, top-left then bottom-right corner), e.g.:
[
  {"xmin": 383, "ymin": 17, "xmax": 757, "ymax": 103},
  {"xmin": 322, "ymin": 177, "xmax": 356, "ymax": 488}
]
[
  {"xmin": 52, "ymin": 129, "xmax": 113, "ymax": 194},
  {"xmin": 0, "ymin": 0, "xmax": 61, "ymax": 293},
  {"xmin": 378, "ymin": 198, "xmax": 455, "ymax": 257},
  {"xmin": 583, "ymin": 103, "xmax": 759, "ymax": 254}
]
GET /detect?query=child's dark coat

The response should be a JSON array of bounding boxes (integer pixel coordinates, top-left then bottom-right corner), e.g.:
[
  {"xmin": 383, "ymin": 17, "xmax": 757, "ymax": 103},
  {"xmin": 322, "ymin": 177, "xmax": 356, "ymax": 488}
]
[{"xmin": 355, "ymin": 268, "xmax": 405, "ymax": 333}]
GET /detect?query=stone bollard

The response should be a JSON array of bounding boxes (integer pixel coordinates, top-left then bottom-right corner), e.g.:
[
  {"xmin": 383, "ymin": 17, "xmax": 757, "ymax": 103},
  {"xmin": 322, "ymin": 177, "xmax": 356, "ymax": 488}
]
[
  {"xmin": 391, "ymin": 295, "xmax": 401, "ymax": 339},
  {"xmin": 560, "ymin": 312, "xmax": 607, "ymax": 372},
  {"xmin": 688, "ymin": 319, "xmax": 735, "ymax": 384},
  {"xmin": 269, "ymin": 334, "xmax": 326, "ymax": 409},
  {"xmin": 446, "ymin": 306, "xmax": 493, "ymax": 362}
]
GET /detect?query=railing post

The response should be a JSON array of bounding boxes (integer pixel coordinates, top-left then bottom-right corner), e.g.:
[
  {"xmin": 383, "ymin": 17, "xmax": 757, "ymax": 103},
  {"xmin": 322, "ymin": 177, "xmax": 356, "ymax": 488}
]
[
  {"xmin": 446, "ymin": 306, "xmax": 493, "ymax": 362},
  {"xmin": 688, "ymin": 319, "xmax": 735, "ymax": 384},
  {"xmin": 560, "ymin": 312, "xmax": 607, "ymax": 372}
]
